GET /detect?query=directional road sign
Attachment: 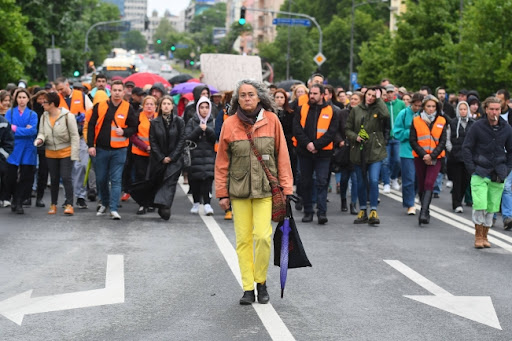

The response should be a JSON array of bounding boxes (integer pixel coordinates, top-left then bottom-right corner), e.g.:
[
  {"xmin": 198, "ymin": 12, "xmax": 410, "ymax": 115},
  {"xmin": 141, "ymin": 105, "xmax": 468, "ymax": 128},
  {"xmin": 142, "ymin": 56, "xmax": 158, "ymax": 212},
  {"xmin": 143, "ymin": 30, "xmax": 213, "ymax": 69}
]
[
  {"xmin": 272, "ymin": 18, "xmax": 311, "ymax": 27},
  {"xmin": 313, "ymin": 52, "xmax": 326, "ymax": 67}
]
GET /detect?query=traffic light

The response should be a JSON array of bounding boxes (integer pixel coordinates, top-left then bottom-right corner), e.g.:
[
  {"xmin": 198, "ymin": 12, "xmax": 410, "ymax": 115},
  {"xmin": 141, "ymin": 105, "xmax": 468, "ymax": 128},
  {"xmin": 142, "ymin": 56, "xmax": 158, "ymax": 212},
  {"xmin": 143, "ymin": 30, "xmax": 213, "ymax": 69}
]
[
  {"xmin": 144, "ymin": 16, "xmax": 150, "ymax": 30},
  {"xmin": 73, "ymin": 70, "xmax": 80, "ymax": 77},
  {"xmin": 238, "ymin": 6, "xmax": 246, "ymax": 25},
  {"xmin": 170, "ymin": 44, "xmax": 176, "ymax": 51},
  {"xmin": 156, "ymin": 39, "xmax": 162, "ymax": 44},
  {"xmin": 189, "ymin": 60, "xmax": 195, "ymax": 66}
]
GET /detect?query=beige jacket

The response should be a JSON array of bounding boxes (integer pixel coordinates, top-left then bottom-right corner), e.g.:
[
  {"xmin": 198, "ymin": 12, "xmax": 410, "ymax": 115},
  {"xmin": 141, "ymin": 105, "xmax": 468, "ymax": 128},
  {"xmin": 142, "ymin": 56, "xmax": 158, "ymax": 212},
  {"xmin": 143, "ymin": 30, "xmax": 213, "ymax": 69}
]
[{"xmin": 37, "ymin": 108, "xmax": 80, "ymax": 161}]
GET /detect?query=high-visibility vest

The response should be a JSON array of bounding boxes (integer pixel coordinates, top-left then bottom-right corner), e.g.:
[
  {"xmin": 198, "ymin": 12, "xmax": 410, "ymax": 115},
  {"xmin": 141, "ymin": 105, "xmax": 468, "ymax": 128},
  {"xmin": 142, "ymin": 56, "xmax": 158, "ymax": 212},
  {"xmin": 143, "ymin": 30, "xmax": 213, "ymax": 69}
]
[
  {"xmin": 293, "ymin": 103, "xmax": 334, "ymax": 150},
  {"xmin": 298, "ymin": 93, "xmax": 308, "ymax": 107},
  {"xmin": 59, "ymin": 89, "xmax": 86, "ymax": 115},
  {"xmin": 94, "ymin": 100, "xmax": 130, "ymax": 148},
  {"xmin": 132, "ymin": 112, "xmax": 156, "ymax": 156},
  {"xmin": 412, "ymin": 115, "xmax": 446, "ymax": 158}
]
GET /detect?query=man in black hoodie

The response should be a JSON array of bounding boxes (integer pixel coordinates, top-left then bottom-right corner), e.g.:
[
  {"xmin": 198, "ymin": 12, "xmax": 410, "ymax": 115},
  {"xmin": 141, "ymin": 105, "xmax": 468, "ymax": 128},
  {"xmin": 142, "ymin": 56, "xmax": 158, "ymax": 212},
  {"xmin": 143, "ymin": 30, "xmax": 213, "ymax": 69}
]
[{"xmin": 293, "ymin": 83, "xmax": 339, "ymax": 224}]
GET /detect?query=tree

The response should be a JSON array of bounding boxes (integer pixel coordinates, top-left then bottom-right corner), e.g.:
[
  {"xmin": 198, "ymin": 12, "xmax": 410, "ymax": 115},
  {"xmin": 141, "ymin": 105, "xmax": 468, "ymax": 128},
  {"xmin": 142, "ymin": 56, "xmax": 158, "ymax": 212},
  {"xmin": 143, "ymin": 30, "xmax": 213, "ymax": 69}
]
[
  {"xmin": 0, "ymin": 0, "xmax": 35, "ymax": 86},
  {"xmin": 125, "ymin": 30, "xmax": 147, "ymax": 52},
  {"xmin": 358, "ymin": 31, "xmax": 394, "ymax": 86},
  {"xmin": 188, "ymin": 2, "xmax": 226, "ymax": 34},
  {"xmin": 444, "ymin": 0, "xmax": 512, "ymax": 96},
  {"xmin": 217, "ymin": 22, "xmax": 253, "ymax": 54}
]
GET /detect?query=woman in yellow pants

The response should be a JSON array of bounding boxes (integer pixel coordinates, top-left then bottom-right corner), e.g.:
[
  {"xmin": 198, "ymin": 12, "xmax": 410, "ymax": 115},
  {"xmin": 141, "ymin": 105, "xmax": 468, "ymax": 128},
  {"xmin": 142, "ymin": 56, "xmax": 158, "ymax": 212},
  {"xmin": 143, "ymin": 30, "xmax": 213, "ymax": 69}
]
[{"xmin": 215, "ymin": 80, "xmax": 293, "ymax": 305}]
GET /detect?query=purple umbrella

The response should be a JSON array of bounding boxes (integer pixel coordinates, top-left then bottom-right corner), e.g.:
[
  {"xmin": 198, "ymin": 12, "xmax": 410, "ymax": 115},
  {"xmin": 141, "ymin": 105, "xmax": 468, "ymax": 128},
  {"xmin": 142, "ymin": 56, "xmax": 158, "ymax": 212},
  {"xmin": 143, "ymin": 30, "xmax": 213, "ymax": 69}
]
[
  {"xmin": 170, "ymin": 82, "xmax": 219, "ymax": 95},
  {"xmin": 280, "ymin": 217, "xmax": 291, "ymax": 298}
]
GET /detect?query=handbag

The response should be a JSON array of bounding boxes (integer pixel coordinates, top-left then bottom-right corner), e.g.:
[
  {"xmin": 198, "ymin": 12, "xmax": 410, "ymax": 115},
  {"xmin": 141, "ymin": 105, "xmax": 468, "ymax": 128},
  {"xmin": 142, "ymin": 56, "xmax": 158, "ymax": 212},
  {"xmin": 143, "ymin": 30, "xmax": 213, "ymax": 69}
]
[
  {"xmin": 246, "ymin": 128, "xmax": 287, "ymax": 223},
  {"xmin": 183, "ymin": 140, "xmax": 196, "ymax": 168}
]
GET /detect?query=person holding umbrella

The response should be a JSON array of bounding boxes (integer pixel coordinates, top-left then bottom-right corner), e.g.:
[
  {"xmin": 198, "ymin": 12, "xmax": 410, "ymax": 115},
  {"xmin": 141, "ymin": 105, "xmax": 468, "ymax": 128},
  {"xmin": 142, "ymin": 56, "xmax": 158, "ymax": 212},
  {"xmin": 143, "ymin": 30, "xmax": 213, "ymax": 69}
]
[
  {"xmin": 345, "ymin": 87, "xmax": 389, "ymax": 225},
  {"xmin": 215, "ymin": 80, "xmax": 293, "ymax": 305}
]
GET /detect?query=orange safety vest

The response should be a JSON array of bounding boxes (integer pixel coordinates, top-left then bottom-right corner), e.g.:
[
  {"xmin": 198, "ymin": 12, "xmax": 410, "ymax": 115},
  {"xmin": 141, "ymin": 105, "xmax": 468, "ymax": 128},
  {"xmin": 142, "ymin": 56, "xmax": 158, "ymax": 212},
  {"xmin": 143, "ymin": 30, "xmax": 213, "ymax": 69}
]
[
  {"xmin": 59, "ymin": 89, "xmax": 86, "ymax": 115},
  {"xmin": 412, "ymin": 115, "xmax": 446, "ymax": 158},
  {"xmin": 132, "ymin": 112, "xmax": 157, "ymax": 157},
  {"xmin": 293, "ymin": 103, "xmax": 334, "ymax": 150},
  {"xmin": 94, "ymin": 100, "xmax": 130, "ymax": 148},
  {"xmin": 298, "ymin": 93, "xmax": 308, "ymax": 107}
]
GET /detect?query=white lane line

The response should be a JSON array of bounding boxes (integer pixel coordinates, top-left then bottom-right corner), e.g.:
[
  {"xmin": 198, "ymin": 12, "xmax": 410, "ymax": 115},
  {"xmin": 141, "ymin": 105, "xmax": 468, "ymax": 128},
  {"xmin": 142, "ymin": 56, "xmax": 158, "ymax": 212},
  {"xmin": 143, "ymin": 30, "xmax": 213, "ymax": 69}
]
[
  {"xmin": 381, "ymin": 189, "xmax": 512, "ymax": 253},
  {"xmin": 178, "ymin": 181, "xmax": 295, "ymax": 341}
]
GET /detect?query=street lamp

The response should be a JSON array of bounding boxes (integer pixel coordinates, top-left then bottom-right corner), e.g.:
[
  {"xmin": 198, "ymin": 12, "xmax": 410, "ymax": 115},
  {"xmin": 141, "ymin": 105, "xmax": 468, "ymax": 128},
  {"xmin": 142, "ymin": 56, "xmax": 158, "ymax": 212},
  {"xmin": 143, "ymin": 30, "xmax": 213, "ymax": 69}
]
[{"xmin": 349, "ymin": 0, "xmax": 388, "ymax": 90}]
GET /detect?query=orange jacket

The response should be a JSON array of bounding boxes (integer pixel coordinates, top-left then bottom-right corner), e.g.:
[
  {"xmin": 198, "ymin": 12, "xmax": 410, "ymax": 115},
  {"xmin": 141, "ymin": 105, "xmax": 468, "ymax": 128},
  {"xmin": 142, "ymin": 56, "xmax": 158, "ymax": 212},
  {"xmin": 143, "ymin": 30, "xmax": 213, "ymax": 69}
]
[
  {"xmin": 295, "ymin": 103, "xmax": 334, "ymax": 150},
  {"xmin": 132, "ymin": 112, "xmax": 156, "ymax": 156},
  {"xmin": 59, "ymin": 89, "xmax": 86, "ymax": 114},
  {"xmin": 94, "ymin": 100, "xmax": 130, "ymax": 148},
  {"xmin": 412, "ymin": 115, "xmax": 446, "ymax": 158},
  {"xmin": 215, "ymin": 110, "xmax": 293, "ymax": 199}
]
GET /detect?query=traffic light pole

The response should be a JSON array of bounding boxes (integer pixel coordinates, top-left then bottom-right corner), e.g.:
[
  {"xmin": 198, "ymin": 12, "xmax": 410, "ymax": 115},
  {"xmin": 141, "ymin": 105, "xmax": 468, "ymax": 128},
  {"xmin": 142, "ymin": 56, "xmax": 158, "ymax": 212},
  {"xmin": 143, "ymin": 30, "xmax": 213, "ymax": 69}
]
[
  {"xmin": 83, "ymin": 20, "xmax": 129, "ymax": 76},
  {"xmin": 244, "ymin": 7, "xmax": 322, "ymax": 53}
]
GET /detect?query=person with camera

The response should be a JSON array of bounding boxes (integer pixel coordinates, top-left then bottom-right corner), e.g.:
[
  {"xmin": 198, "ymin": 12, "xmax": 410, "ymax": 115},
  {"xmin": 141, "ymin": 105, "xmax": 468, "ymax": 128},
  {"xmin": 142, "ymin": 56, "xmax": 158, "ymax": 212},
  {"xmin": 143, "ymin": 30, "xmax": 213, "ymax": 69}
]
[
  {"xmin": 345, "ymin": 87, "xmax": 390, "ymax": 225},
  {"xmin": 462, "ymin": 97, "xmax": 512, "ymax": 249}
]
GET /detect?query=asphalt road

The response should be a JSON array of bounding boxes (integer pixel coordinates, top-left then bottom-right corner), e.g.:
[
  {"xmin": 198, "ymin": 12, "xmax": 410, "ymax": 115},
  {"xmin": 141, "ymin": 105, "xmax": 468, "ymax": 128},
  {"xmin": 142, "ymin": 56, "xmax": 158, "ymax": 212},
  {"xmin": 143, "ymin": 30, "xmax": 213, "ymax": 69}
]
[{"xmin": 0, "ymin": 178, "xmax": 511, "ymax": 341}]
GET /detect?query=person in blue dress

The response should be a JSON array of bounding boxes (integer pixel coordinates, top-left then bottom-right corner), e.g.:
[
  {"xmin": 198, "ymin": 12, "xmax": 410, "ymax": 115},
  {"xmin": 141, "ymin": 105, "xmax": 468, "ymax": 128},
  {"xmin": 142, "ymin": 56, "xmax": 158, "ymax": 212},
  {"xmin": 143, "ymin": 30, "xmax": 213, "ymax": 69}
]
[{"xmin": 4, "ymin": 88, "xmax": 38, "ymax": 214}]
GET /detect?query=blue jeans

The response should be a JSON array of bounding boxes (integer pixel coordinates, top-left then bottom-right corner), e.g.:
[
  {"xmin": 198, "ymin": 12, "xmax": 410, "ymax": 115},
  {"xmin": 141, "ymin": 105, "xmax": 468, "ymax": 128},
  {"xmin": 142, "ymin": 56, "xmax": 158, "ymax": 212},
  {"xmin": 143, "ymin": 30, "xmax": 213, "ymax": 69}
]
[
  {"xmin": 501, "ymin": 170, "xmax": 512, "ymax": 220},
  {"xmin": 381, "ymin": 139, "xmax": 401, "ymax": 185},
  {"xmin": 95, "ymin": 147, "xmax": 127, "ymax": 212},
  {"xmin": 298, "ymin": 155, "xmax": 330, "ymax": 216},
  {"xmin": 355, "ymin": 161, "xmax": 382, "ymax": 210},
  {"xmin": 339, "ymin": 168, "xmax": 357, "ymax": 204},
  {"xmin": 434, "ymin": 172, "xmax": 443, "ymax": 194},
  {"xmin": 401, "ymin": 158, "xmax": 416, "ymax": 208}
]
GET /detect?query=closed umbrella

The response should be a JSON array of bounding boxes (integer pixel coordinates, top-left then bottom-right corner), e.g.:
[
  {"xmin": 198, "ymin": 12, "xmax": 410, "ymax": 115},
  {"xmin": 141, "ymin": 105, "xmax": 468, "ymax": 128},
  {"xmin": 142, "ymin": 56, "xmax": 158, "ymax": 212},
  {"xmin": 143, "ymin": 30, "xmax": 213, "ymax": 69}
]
[
  {"xmin": 170, "ymin": 82, "xmax": 219, "ymax": 95},
  {"xmin": 123, "ymin": 72, "xmax": 171, "ymax": 88},
  {"xmin": 168, "ymin": 74, "xmax": 193, "ymax": 85}
]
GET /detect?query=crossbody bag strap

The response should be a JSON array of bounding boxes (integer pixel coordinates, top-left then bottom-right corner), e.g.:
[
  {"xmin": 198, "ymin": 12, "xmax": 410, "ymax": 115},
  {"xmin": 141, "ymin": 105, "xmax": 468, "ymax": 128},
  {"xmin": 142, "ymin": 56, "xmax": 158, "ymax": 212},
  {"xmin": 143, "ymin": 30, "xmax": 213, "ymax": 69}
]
[{"xmin": 246, "ymin": 128, "xmax": 277, "ymax": 184}]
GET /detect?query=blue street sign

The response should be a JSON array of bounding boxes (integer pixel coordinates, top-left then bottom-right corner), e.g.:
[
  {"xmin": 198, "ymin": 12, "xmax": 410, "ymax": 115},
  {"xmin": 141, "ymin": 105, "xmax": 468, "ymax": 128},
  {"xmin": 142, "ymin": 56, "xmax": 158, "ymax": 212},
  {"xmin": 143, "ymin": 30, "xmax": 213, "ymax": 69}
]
[
  {"xmin": 272, "ymin": 18, "xmax": 311, "ymax": 27},
  {"xmin": 351, "ymin": 72, "xmax": 358, "ymax": 85},
  {"xmin": 175, "ymin": 44, "xmax": 189, "ymax": 49}
]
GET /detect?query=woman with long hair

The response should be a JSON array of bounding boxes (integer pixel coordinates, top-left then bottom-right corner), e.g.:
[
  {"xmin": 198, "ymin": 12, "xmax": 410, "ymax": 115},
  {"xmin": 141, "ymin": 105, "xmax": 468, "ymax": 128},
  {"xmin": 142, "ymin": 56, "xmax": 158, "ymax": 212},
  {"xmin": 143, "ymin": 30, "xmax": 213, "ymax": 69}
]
[
  {"xmin": 3, "ymin": 88, "xmax": 38, "ymax": 214},
  {"xmin": 0, "ymin": 90, "xmax": 11, "ymax": 116},
  {"xmin": 130, "ymin": 96, "xmax": 158, "ymax": 215},
  {"xmin": 149, "ymin": 95, "xmax": 185, "ymax": 220},
  {"xmin": 34, "ymin": 92, "xmax": 79, "ymax": 215},
  {"xmin": 274, "ymin": 88, "xmax": 296, "ymax": 181}
]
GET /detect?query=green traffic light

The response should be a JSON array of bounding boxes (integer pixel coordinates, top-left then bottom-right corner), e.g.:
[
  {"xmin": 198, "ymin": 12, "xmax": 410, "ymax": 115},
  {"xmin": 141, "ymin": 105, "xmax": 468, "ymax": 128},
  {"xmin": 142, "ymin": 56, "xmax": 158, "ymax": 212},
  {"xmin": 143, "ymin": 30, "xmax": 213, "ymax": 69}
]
[
  {"xmin": 190, "ymin": 61, "xmax": 195, "ymax": 66},
  {"xmin": 157, "ymin": 39, "xmax": 162, "ymax": 44},
  {"xmin": 238, "ymin": 18, "xmax": 246, "ymax": 25},
  {"xmin": 73, "ymin": 70, "xmax": 80, "ymax": 77},
  {"xmin": 171, "ymin": 45, "xmax": 176, "ymax": 51}
]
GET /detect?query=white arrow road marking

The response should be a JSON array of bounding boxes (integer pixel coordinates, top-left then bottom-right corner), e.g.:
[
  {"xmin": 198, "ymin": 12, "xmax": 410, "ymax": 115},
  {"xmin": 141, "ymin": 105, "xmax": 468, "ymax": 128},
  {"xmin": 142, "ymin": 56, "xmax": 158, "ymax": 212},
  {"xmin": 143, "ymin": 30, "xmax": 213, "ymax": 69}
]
[
  {"xmin": 0, "ymin": 255, "xmax": 124, "ymax": 326},
  {"xmin": 384, "ymin": 260, "xmax": 501, "ymax": 330}
]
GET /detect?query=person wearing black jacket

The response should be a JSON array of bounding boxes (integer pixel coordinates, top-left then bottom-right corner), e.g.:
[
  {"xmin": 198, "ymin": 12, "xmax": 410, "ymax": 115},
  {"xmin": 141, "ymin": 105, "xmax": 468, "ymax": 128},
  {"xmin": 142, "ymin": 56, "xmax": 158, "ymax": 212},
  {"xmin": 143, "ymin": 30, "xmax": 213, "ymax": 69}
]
[
  {"xmin": 462, "ymin": 97, "xmax": 512, "ymax": 249},
  {"xmin": 293, "ymin": 83, "xmax": 339, "ymax": 224},
  {"xmin": 0, "ymin": 113, "xmax": 14, "ymax": 208},
  {"xmin": 149, "ymin": 95, "xmax": 185, "ymax": 220}
]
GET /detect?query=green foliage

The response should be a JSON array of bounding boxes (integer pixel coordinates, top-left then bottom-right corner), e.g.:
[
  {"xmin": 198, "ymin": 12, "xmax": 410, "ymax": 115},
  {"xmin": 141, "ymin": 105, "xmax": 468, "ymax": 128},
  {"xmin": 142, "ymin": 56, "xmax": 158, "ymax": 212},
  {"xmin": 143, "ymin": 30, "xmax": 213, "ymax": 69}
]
[
  {"xmin": 358, "ymin": 31, "xmax": 393, "ymax": 86},
  {"xmin": 188, "ymin": 2, "xmax": 226, "ymax": 34},
  {"xmin": 125, "ymin": 30, "xmax": 147, "ymax": 52},
  {"xmin": 0, "ymin": 0, "xmax": 35, "ymax": 86},
  {"xmin": 217, "ymin": 22, "xmax": 253, "ymax": 54}
]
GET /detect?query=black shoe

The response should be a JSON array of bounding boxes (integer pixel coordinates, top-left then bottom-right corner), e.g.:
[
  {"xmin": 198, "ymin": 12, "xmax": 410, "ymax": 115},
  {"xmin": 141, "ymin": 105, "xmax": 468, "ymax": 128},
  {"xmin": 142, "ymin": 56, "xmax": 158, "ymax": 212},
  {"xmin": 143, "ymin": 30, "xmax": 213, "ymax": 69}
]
[
  {"xmin": 433, "ymin": 193, "xmax": 440, "ymax": 198},
  {"xmin": 239, "ymin": 290, "xmax": 255, "ymax": 305},
  {"xmin": 158, "ymin": 207, "xmax": 171, "ymax": 220},
  {"xmin": 350, "ymin": 203, "xmax": 357, "ymax": 215},
  {"xmin": 22, "ymin": 198, "xmax": 31, "ymax": 207},
  {"xmin": 368, "ymin": 210, "xmax": 380, "ymax": 224},
  {"xmin": 341, "ymin": 199, "xmax": 348, "ymax": 212},
  {"xmin": 11, "ymin": 204, "xmax": 17, "ymax": 213},
  {"xmin": 256, "ymin": 282, "xmax": 269, "ymax": 304},
  {"xmin": 147, "ymin": 206, "xmax": 155, "ymax": 212},
  {"xmin": 302, "ymin": 213, "xmax": 313, "ymax": 222},
  {"xmin": 137, "ymin": 206, "xmax": 146, "ymax": 215},
  {"xmin": 35, "ymin": 199, "xmax": 45, "ymax": 207},
  {"xmin": 16, "ymin": 206, "xmax": 24, "ymax": 214},
  {"xmin": 354, "ymin": 210, "xmax": 368, "ymax": 224},
  {"xmin": 318, "ymin": 215, "xmax": 328, "ymax": 225},
  {"xmin": 87, "ymin": 190, "xmax": 97, "ymax": 202},
  {"xmin": 295, "ymin": 199, "xmax": 303, "ymax": 211},
  {"xmin": 419, "ymin": 190, "xmax": 433, "ymax": 225},
  {"xmin": 504, "ymin": 217, "xmax": 512, "ymax": 231},
  {"xmin": 76, "ymin": 198, "xmax": 88, "ymax": 209}
]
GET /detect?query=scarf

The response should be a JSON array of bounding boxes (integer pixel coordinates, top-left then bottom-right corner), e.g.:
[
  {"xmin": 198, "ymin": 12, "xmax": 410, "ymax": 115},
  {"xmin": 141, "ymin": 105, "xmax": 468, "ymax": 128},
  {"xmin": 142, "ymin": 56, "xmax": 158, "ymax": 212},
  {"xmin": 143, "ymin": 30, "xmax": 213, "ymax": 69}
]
[
  {"xmin": 456, "ymin": 116, "xmax": 468, "ymax": 139},
  {"xmin": 162, "ymin": 112, "xmax": 172, "ymax": 127},
  {"xmin": 420, "ymin": 110, "xmax": 437, "ymax": 125},
  {"xmin": 237, "ymin": 104, "xmax": 262, "ymax": 126}
]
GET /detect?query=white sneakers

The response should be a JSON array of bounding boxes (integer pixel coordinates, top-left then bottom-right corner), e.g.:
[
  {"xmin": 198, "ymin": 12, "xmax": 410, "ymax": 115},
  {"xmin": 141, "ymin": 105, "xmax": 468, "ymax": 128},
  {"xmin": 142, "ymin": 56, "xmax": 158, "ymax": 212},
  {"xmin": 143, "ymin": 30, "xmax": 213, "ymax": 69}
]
[
  {"xmin": 383, "ymin": 184, "xmax": 391, "ymax": 193},
  {"xmin": 190, "ymin": 203, "xmax": 200, "ymax": 214},
  {"xmin": 110, "ymin": 211, "xmax": 121, "ymax": 220},
  {"xmin": 454, "ymin": 206, "xmax": 463, "ymax": 213},
  {"xmin": 391, "ymin": 179, "xmax": 400, "ymax": 191},
  {"xmin": 407, "ymin": 207, "xmax": 416, "ymax": 215},
  {"xmin": 204, "ymin": 204, "xmax": 214, "ymax": 216},
  {"xmin": 0, "ymin": 200, "xmax": 10, "ymax": 208},
  {"xmin": 97, "ymin": 205, "xmax": 107, "ymax": 216},
  {"xmin": 446, "ymin": 180, "xmax": 453, "ymax": 188}
]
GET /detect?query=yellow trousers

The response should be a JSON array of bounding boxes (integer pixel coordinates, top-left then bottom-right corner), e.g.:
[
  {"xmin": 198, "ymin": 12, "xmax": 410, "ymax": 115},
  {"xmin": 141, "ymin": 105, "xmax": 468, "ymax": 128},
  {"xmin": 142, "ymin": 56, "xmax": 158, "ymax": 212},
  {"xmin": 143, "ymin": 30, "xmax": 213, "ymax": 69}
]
[{"xmin": 231, "ymin": 197, "xmax": 272, "ymax": 291}]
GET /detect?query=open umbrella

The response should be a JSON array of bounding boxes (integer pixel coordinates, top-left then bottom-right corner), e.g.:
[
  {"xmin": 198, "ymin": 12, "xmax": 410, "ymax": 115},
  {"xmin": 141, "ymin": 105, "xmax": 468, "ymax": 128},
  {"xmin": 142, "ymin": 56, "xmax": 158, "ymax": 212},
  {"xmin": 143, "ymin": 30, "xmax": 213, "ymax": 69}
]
[
  {"xmin": 276, "ymin": 79, "xmax": 304, "ymax": 92},
  {"xmin": 168, "ymin": 74, "xmax": 193, "ymax": 85},
  {"xmin": 273, "ymin": 196, "xmax": 312, "ymax": 298},
  {"xmin": 170, "ymin": 82, "xmax": 219, "ymax": 95},
  {"xmin": 123, "ymin": 72, "xmax": 171, "ymax": 88}
]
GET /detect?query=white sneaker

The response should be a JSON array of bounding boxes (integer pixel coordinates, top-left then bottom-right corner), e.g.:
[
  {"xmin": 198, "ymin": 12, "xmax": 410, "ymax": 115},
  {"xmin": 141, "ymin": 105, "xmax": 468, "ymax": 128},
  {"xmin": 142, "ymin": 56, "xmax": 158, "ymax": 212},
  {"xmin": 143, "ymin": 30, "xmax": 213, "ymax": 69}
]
[
  {"xmin": 96, "ymin": 205, "xmax": 107, "ymax": 216},
  {"xmin": 383, "ymin": 184, "xmax": 391, "ymax": 193},
  {"xmin": 190, "ymin": 203, "xmax": 200, "ymax": 214},
  {"xmin": 454, "ymin": 206, "xmax": 463, "ymax": 213},
  {"xmin": 446, "ymin": 180, "xmax": 453, "ymax": 188},
  {"xmin": 204, "ymin": 204, "xmax": 214, "ymax": 216},
  {"xmin": 407, "ymin": 207, "xmax": 416, "ymax": 215},
  {"xmin": 110, "ymin": 211, "xmax": 121, "ymax": 220},
  {"xmin": 1, "ymin": 200, "xmax": 11, "ymax": 208},
  {"xmin": 390, "ymin": 179, "xmax": 400, "ymax": 191}
]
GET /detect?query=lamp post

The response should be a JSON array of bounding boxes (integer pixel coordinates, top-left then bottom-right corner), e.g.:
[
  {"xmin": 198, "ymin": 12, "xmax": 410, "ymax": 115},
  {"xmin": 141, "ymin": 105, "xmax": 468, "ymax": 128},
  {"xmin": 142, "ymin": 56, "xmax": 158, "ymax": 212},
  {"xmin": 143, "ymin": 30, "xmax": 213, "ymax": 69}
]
[{"xmin": 349, "ymin": 0, "xmax": 388, "ymax": 90}]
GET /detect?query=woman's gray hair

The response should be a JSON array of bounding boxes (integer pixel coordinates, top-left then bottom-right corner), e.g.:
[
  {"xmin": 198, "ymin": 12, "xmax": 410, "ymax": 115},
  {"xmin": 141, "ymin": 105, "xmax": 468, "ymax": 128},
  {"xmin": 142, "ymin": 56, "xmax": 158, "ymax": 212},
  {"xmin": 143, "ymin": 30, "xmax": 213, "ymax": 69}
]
[{"xmin": 229, "ymin": 79, "xmax": 278, "ymax": 115}]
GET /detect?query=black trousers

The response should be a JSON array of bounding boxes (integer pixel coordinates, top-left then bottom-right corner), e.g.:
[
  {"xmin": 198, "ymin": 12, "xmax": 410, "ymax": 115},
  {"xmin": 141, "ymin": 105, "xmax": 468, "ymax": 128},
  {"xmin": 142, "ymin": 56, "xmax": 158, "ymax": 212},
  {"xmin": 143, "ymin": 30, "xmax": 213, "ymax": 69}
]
[
  {"xmin": 132, "ymin": 154, "xmax": 153, "ymax": 207},
  {"xmin": 36, "ymin": 149, "xmax": 48, "ymax": 200},
  {"xmin": 5, "ymin": 164, "xmax": 35, "ymax": 205},
  {"xmin": 47, "ymin": 157, "xmax": 74, "ymax": 206},
  {"xmin": 190, "ymin": 177, "xmax": 213, "ymax": 204},
  {"xmin": 449, "ymin": 161, "xmax": 471, "ymax": 210}
]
